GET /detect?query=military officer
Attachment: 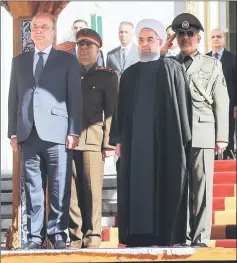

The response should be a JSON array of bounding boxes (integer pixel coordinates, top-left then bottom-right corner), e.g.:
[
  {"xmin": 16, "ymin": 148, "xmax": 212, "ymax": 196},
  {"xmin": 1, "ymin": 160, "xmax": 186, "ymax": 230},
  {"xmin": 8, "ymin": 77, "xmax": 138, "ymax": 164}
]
[
  {"xmin": 164, "ymin": 13, "xmax": 229, "ymax": 247},
  {"xmin": 68, "ymin": 29, "xmax": 118, "ymax": 248}
]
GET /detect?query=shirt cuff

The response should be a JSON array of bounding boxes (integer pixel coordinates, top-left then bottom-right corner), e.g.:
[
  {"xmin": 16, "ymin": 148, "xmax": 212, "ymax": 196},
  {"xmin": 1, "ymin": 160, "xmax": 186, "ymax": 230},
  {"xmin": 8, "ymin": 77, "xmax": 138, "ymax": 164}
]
[{"xmin": 11, "ymin": 135, "xmax": 17, "ymax": 138}]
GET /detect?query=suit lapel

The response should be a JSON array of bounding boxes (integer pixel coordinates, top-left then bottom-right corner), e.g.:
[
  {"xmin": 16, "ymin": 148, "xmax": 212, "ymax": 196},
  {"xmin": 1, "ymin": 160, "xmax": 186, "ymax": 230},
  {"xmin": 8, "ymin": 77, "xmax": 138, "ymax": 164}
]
[
  {"xmin": 25, "ymin": 50, "xmax": 35, "ymax": 89},
  {"xmin": 186, "ymin": 53, "xmax": 202, "ymax": 75},
  {"xmin": 176, "ymin": 51, "xmax": 201, "ymax": 74},
  {"xmin": 220, "ymin": 49, "xmax": 227, "ymax": 65},
  {"xmin": 114, "ymin": 47, "xmax": 122, "ymax": 70},
  {"xmin": 38, "ymin": 48, "xmax": 58, "ymax": 86}
]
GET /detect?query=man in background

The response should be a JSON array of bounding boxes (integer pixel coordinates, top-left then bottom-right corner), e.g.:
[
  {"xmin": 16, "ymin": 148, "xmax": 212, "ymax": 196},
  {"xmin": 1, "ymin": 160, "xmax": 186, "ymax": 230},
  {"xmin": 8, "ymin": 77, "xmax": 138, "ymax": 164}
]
[
  {"xmin": 165, "ymin": 25, "xmax": 180, "ymax": 56},
  {"xmin": 106, "ymin": 21, "xmax": 139, "ymax": 76},
  {"xmin": 71, "ymin": 19, "xmax": 105, "ymax": 66},
  {"xmin": 206, "ymin": 28, "xmax": 236, "ymax": 159}
]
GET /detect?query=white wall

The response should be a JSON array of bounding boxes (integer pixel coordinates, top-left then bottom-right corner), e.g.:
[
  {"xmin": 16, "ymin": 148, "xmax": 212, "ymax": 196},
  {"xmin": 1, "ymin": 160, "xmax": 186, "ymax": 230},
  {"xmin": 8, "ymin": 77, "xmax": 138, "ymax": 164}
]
[
  {"xmin": 57, "ymin": 1, "xmax": 178, "ymax": 58},
  {"xmin": 1, "ymin": 7, "xmax": 13, "ymax": 174}
]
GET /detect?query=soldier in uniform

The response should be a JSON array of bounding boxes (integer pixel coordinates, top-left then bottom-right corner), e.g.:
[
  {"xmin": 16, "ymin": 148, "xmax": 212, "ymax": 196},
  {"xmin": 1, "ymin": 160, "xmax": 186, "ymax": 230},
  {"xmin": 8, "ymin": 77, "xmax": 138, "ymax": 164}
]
[
  {"xmin": 165, "ymin": 13, "xmax": 229, "ymax": 247},
  {"xmin": 68, "ymin": 29, "xmax": 118, "ymax": 248}
]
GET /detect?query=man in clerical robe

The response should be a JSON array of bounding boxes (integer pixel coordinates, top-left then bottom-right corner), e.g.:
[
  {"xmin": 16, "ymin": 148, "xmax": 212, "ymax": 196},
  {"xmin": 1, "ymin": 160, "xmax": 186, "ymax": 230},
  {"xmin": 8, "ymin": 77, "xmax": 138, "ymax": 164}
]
[{"xmin": 109, "ymin": 19, "xmax": 193, "ymax": 247}]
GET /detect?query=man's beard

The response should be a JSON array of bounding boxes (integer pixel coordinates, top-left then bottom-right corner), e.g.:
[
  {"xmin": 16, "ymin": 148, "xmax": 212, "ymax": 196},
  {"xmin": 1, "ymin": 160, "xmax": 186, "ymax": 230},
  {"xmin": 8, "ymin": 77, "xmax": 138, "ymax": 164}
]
[{"xmin": 139, "ymin": 50, "xmax": 160, "ymax": 62}]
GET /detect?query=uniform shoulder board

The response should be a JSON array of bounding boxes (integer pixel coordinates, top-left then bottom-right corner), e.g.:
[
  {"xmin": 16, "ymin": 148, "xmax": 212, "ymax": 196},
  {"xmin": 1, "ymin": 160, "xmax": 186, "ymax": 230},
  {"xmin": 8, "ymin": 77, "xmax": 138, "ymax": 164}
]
[
  {"xmin": 202, "ymin": 54, "xmax": 215, "ymax": 61},
  {"xmin": 202, "ymin": 54, "xmax": 221, "ymax": 66},
  {"xmin": 96, "ymin": 66, "xmax": 115, "ymax": 73}
]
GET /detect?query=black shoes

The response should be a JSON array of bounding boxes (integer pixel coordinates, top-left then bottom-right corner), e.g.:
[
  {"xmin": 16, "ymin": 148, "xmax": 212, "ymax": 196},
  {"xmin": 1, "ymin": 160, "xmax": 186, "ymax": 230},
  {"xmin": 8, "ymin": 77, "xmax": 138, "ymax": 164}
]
[
  {"xmin": 192, "ymin": 243, "xmax": 208, "ymax": 248},
  {"xmin": 17, "ymin": 241, "xmax": 42, "ymax": 250},
  {"xmin": 177, "ymin": 243, "xmax": 191, "ymax": 247},
  {"xmin": 51, "ymin": 240, "xmax": 67, "ymax": 249}
]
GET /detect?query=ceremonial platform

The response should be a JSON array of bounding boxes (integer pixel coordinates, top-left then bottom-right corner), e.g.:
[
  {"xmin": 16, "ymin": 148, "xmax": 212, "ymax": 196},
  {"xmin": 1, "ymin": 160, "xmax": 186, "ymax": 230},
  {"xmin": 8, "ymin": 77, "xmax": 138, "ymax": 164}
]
[
  {"xmin": 1, "ymin": 160, "xmax": 236, "ymax": 263},
  {"xmin": 1, "ymin": 247, "xmax": 236, "ymax": 263}
]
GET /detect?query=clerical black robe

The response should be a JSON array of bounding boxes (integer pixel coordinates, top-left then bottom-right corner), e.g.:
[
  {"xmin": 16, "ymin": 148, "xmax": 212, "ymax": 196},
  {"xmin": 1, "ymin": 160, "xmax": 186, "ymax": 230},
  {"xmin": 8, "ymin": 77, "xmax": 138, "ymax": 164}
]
[{"xmin": 109, "ymin": 57, "xmax": 192, "ymax": 246}]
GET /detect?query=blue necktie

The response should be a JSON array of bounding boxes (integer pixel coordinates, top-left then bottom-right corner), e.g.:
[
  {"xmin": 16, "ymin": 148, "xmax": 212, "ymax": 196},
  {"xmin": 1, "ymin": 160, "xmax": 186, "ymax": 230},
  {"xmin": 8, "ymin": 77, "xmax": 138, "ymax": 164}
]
[{"xmin": 35, "ymin": 52, "xmax": 44, "ymax": 86}]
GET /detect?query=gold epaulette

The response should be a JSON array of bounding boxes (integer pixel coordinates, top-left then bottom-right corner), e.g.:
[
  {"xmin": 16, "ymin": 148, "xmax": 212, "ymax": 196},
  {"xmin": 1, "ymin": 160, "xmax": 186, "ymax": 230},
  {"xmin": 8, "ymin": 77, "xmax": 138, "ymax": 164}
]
[{"xmin": 96, "ymin": 66, "xmax": 115, "ymax": 73}]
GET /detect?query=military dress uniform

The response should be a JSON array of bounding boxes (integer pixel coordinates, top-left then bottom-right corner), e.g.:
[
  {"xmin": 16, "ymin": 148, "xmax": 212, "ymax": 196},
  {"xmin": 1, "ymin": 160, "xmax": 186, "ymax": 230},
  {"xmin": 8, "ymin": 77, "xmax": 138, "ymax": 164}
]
[
  {"xmin": 171, "ymin": 13, "xmax": 229, "ymax": 246},
  {"xmin": 68, "ymin": 29, "xmax": 119, "ymax": 248}
]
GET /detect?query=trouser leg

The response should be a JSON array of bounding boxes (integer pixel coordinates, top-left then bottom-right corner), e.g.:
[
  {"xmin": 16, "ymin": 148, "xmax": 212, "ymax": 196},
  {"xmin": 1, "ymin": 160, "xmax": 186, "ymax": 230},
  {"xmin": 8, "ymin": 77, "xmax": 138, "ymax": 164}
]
[
  {"xmin": 43, "ymin": 144, "xmax": 72, "ymax": 243},
  {"xmin": 68, "ymin": 151, "xmax": 83, "ymax": 246},
  {"xmin": 189, "ymin": 148, "xmax": 214, "ymax": 246},
  {"xmin": 81, "ymin": 151, "xmax": 104, "ymax": 247}
]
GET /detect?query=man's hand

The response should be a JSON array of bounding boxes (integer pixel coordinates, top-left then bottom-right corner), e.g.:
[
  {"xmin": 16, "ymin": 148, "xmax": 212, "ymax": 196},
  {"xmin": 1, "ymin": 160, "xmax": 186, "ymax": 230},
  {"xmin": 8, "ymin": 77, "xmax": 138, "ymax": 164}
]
[
  {"xmin": 102, "ymin": 148, "xmax": 115, "ymax": 160},
  {"xmin": 233, "ymin": 106, "xmax": 237, "ymax": 119},
  {"xmin": 115, "ymin": 144, "xmax": 121, "ymax": 157},
  {"xmin": 66, "ymin": 135, "xmax": 79, "ymax": 149},
  {"xmin": 215, "ymin": 141, "xmax": 228, "ymax": 155},
  {"xmin": 161, "ymin": 33, "xmax": 176, "ymax": 55},
  {"xmin": 10, "ymin": 137, "xmax": 21, "ymax": 152}
]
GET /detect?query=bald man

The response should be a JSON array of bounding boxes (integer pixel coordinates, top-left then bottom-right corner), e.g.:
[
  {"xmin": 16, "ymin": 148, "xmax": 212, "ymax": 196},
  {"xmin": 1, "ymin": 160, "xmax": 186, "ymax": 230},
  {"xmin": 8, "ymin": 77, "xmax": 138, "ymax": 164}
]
[
  {"xmin": 206, "ymin": 28, "xmax": 236, "ymax": 159},
  {"xmin": 8, "ymin": 12, "xmax": 82, "ymax": 249}
]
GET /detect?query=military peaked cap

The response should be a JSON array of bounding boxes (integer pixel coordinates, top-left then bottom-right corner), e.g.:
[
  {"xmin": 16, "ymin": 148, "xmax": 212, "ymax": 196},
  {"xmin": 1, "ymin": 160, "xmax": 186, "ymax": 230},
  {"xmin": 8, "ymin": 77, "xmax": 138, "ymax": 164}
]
[
  {"xmin": 171, "ymin": 13, "xmax": 204, "ymax": 32},
  {"xmin": 76, "ymin": 28, "xmax": 102, "ymax": 48}
]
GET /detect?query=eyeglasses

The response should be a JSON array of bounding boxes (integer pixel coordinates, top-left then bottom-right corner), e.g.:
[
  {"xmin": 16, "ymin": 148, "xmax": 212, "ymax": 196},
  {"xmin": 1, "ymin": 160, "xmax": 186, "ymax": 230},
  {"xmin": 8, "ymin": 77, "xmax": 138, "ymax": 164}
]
[
  {"xmin": 31, "ymin": 25, "xmax": 55, "ymax": 32},
  {"xmin": 177, "ymin": 31, "xmax": 198, "ymax": 38}
]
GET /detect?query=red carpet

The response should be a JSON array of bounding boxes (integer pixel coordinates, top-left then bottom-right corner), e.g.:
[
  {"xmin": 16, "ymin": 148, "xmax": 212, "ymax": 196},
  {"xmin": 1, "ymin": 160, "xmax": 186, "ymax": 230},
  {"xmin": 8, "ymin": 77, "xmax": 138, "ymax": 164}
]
[
  {"xmin": 214, "ymin": 172, "xmax": 236, "ymax": 184},
  {"xmin": 213, "ymin": 184, "xmax": 235, "ymax": 197},
  {"xmin": 211, "ymin": 160, "xmax": 236, "ymax": 247},
  {"xmin": 101, "ymin": 160, "xmax": 236, "ymax": 248}
]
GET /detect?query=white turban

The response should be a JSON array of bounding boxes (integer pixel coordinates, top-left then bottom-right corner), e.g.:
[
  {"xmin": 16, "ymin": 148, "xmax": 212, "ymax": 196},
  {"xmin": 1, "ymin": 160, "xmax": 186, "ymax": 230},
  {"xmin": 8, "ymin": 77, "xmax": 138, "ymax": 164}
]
[{"xmin": 135, "ymin": 19, "xmax": 166, "ymax": 40}]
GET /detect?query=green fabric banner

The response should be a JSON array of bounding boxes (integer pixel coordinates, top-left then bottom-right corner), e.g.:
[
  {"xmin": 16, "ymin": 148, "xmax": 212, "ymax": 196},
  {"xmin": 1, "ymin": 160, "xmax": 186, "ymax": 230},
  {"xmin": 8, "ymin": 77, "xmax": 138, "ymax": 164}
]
[
  {"xmin": 97, "ymin": 16, "xmax": 103, "ymax": 40},
  {"xmin": 90, "ymin": 14, "xmax": 97, "ymax": 31}
]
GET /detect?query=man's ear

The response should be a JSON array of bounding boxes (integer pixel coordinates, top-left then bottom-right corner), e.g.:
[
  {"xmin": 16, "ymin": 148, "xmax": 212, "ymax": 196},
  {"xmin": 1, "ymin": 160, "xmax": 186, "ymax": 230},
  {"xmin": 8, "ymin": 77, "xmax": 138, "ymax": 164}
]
[
  {"xmin": 159, "ymin": 39, "xmax": 164, "ymax": 47},
  {"xmin": 197, "ymin": 34, "xmax": 201, "ymax": 44}
]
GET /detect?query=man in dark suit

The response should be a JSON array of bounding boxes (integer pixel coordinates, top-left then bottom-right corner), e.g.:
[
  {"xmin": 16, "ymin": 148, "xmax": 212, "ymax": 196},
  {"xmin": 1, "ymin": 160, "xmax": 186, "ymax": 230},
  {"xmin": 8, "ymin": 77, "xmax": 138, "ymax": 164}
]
[
  {"xmin": 206, "ymin": 28, "xmax": 236, "ymax": 159},
  {"xmin": 106, "ymin": 21, "xmax": 139, "ymax": 76},
  {"xmin": 71, "ymin": 19, "xmax": 105, "ymax": 66},
  {"xmin": 8, "ymin": 12, "xmax": 82, "ymax": 250}
]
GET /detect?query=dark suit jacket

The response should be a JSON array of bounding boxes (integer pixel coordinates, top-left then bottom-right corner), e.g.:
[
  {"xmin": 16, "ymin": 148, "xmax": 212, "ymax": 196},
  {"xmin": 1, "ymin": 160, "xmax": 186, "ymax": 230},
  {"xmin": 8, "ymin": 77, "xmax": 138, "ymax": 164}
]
[
  {"xmin": 206, "ymin": 49, "xmax": 236, "ymax": 107},
  {"xmin": 8, "ymin": 48, "xmax": 82, "ymax": 144},
  {"xmin": 106, "ymin": 43, "xmax": 139, "ymax": 76}
]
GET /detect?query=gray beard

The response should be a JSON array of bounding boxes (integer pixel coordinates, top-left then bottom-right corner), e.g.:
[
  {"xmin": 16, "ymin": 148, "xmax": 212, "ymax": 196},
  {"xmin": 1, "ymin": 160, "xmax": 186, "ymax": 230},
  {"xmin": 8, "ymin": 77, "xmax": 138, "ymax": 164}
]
[{"xmin": 139, "ymin": 50, "xmax": 160, "ymax": 62}]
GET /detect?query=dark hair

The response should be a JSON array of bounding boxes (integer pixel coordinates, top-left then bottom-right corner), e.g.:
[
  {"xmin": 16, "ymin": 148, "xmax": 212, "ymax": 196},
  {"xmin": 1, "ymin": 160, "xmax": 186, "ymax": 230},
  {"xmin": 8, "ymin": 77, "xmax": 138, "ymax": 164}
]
[
  {"xmin": 166, "ymin": 24, "xmax": 172, "ymax": 31},
  {"xmin": 73, "ymin": 19, "xmax": 88, "ymax": 26}
]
